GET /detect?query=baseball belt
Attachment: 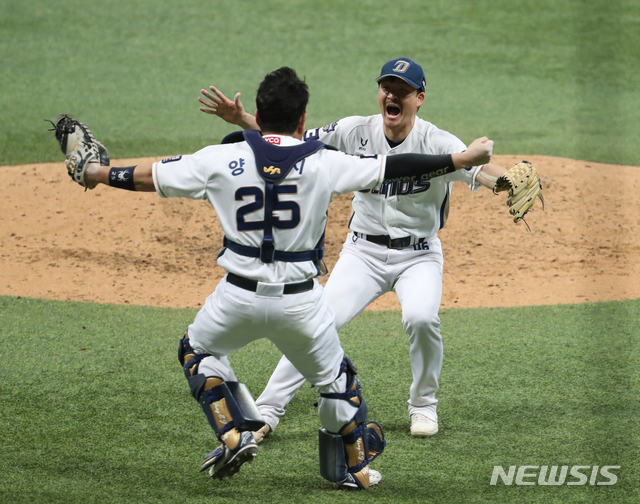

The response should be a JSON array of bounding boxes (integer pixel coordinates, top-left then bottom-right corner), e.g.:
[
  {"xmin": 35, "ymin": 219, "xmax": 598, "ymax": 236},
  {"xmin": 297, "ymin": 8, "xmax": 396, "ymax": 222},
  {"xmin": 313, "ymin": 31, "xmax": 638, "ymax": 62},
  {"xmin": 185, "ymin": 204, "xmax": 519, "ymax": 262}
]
[
  {"xmin": 353, "ymin": 232, "xmax": 425, "ymax": 249},
  {"xmin": 226, "ymin": 272, "xmax": 314, "ymax": 294}
]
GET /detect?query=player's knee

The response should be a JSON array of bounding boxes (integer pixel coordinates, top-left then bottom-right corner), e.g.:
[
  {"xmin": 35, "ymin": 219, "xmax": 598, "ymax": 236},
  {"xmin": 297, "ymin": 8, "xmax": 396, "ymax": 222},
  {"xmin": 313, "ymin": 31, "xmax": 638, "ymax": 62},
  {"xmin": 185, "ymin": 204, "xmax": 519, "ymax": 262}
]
[
  {"xmin": 316, "ymin": 357, "xmax": 365, "ymax": 431},
  {"xmin": 402, "ymin": 310, "xmax": 441, "ymax": 336},
  {"xmin": 179, "ymin": 333, "xmax": 205, "ymax": 379},
  {"xmin": 179, "ymin": 333, "xmax": 213, "ymax": 399}
]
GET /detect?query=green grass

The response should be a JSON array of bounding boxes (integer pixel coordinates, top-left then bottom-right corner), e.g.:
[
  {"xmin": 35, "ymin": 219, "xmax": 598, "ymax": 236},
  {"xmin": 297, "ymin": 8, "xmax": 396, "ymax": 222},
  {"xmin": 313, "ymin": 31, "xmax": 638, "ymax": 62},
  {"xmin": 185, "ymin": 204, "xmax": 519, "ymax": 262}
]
[
  {"xmin": 1, "ymin": 0, "xmax": 639, "ymax": 166},
  {"xmin": 1, "ymin": 296, "xmax": 638, "ymax": 503},
  {"xmin": 2, "ymin": 2, "xmax": 639, "ymax": 501}
]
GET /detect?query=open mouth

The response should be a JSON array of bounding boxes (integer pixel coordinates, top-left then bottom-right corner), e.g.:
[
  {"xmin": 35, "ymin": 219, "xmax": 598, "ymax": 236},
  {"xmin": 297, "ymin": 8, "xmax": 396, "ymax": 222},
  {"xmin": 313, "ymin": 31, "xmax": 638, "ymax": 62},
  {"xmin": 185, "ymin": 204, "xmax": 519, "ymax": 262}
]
[{"xmin": 386, "ymin": 104, "xmax": 401, "ymax": 118}]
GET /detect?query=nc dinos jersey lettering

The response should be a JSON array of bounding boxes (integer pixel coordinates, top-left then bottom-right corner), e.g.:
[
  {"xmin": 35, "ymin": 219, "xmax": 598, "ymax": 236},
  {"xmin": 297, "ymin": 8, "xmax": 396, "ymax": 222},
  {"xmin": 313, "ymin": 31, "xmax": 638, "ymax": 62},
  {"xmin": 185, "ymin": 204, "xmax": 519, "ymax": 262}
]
[
  {"xmin": 152, "ymin": 134, "xmax": 385, "ymax": 283},
  {"xmin": 304, "ymin": 115, "xmax": 483, "ymax": 239}
]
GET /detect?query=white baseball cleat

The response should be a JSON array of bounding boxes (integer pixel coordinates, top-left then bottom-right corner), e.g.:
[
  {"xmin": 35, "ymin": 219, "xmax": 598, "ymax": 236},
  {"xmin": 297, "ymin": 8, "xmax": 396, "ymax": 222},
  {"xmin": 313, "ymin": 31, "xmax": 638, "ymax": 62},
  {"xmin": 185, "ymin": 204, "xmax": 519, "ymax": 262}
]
[
  {"xmin": 368, "ymin": 469, "xmax": 382, "ymax": 486},
  {"xmin": 338, "ymin": 468, "xmax": 382, "ymax": 490},
  {"xmin": 252, "ymin": 424, "xmax": 271, "ymax": 444},
  {"xmin": 410, "ymin": 413, "xmax": 439, "ymax": 437}
]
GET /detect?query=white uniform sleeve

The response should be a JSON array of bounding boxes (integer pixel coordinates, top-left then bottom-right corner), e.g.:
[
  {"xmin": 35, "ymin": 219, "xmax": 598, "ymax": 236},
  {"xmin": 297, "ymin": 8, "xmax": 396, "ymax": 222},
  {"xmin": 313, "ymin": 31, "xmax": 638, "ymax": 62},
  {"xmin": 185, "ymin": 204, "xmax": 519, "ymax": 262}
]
[
  {"xmin": 319, "ymin": 150, "xmax": 386, "ymax": 195},
  {"xmin": 152, "ymin": 148, "xmax": 214, "ymax": 200},
  {"xmin": 303, "ymin": 116, "xmax": 364, "ymax": 151}
]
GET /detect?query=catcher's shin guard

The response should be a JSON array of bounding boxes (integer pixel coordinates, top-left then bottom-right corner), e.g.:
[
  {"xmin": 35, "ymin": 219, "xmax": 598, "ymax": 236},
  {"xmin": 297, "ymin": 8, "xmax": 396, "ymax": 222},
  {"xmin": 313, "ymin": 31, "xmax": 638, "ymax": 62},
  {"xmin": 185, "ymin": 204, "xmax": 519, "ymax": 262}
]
[
  {"xmin": 178, "ymin": 334, "xmax": 265, "ymax": 448},
  {"xmin": 196, "ymin": 380, "xmax": 264, "ymax": 475},
  {"xmin": 199, "ymin": 380, "xmax": 265, "ymax": 440},
  {"xmin": 318, "ymin": 358, "xmax": 386, "ymax": 489}
]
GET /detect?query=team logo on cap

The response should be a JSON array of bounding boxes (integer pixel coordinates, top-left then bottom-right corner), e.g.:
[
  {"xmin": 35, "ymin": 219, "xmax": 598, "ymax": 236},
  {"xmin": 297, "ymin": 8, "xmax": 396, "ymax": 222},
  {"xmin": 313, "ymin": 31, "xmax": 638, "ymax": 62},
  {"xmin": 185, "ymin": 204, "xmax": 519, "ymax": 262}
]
[{"xmin": 393, "ymin": 60, "xmax": 410, "ymax": 73}]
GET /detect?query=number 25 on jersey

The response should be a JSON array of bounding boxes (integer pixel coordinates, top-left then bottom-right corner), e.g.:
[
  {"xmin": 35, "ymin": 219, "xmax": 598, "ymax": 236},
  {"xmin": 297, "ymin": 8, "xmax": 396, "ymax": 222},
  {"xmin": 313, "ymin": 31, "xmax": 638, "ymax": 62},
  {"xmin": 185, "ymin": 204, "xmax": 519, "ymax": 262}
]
[{"xmin": 235, "ymin": 185, "xmax": 300, "ymax": 230}]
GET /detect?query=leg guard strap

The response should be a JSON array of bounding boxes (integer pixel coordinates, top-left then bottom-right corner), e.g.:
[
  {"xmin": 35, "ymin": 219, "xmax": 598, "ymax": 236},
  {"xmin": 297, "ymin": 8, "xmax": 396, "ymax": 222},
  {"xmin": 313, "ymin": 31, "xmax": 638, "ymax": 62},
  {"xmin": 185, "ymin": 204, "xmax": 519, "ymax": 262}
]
[
  {"xmin": 178, "ymin": 333, "xmax": 212, "ymax": 379},
  {"xmin": 319, "ymin": 357, "xmax": 364, "ymax": 409}
]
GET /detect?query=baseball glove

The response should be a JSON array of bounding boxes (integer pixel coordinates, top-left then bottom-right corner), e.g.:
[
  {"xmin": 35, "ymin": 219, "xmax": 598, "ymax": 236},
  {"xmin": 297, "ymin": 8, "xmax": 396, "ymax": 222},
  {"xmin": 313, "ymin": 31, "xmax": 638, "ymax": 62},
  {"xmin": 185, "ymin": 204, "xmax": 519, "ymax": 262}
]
[
  {"xmin": 47, "ymin": 114, "xmax": 110, "ymax": 189},
  {"xmin": 494, "ymin": 160, "xmax": 545, "ymax": 226}
]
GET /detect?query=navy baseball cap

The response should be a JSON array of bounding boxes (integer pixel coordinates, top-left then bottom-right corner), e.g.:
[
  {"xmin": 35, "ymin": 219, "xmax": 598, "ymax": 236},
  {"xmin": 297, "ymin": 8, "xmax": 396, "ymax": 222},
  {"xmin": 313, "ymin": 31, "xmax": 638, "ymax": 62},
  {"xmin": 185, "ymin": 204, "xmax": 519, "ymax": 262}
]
[{"xmin": 375, "ymin": 57, "xmax": 426, "ymax": 92}]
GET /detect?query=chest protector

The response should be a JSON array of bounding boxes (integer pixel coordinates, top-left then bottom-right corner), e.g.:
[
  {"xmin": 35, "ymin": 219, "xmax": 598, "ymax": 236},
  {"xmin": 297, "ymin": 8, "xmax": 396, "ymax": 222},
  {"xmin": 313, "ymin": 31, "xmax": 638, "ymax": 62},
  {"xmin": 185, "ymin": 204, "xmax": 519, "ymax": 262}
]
[{"xmin": 222, "ymin": 130, "xmax": 330, "ymax": 264}]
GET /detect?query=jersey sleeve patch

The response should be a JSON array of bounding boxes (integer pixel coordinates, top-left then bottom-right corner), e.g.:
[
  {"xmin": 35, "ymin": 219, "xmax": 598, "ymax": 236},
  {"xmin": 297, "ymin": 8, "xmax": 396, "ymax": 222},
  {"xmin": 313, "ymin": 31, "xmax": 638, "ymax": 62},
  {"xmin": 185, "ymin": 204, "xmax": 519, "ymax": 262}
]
[
  {"xmin": 322, "ymin": 121, "xmax": 338, "ymax": 133},
  {"xmin": 161, "ymin": 156, "xmax": 182, "ymax": 163}
]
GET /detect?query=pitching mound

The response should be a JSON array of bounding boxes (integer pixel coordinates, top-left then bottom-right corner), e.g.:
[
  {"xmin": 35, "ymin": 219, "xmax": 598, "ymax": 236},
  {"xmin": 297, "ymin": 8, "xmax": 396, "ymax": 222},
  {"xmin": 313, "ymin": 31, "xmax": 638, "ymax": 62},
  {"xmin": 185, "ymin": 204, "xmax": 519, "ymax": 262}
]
[{"xmin": 2, "ymin": 155, "xmax": 639, "ymax": 309}]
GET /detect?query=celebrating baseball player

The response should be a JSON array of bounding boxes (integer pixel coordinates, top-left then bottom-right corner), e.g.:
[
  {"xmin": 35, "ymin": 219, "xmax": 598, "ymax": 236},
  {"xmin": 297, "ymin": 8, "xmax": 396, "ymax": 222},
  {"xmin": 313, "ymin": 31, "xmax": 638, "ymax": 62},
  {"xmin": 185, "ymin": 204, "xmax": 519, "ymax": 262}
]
[
  {"xmin": 50, "ymin": 67, "xmax": 495, "ymax": 488},
  {"xmin": 199, "ymin": 58, "xmax": 544, "ymax": 441}
]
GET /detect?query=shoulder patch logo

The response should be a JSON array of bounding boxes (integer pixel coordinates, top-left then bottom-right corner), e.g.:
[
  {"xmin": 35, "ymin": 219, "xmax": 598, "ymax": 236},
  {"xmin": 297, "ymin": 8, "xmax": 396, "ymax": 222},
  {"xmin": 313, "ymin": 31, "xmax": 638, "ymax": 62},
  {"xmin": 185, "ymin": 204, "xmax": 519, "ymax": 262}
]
[
  {"xmin": 161, "ymin": 156, "xmax": 182, "ymax": 163},
  {"xmin": 322, "ymin": 122, "xmax": 338, "ymax": 133}
]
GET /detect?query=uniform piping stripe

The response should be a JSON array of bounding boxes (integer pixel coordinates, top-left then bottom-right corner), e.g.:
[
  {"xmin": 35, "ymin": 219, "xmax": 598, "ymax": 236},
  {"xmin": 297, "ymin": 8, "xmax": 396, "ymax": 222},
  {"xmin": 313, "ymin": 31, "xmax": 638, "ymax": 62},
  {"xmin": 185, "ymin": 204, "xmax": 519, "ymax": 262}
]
[
  {"xmin": 438, "ymin": 186, "xmax": 450, "ymax": 230},
  {"xmin": 152, "ymin": 162, "xmax": 168, "ymax": 198}
]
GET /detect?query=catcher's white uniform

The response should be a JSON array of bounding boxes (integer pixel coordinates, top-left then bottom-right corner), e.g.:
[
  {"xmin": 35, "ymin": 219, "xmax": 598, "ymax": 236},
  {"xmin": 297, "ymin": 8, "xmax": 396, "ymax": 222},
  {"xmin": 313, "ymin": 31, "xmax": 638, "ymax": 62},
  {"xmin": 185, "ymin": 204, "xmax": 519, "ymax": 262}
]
[
  {"xmin": 255, "ymin": 115, "xmax": 483, "ymax": 430},
  {"xmin": 153, "ymin": 134, "xmax": 386, "ymax": 433}
]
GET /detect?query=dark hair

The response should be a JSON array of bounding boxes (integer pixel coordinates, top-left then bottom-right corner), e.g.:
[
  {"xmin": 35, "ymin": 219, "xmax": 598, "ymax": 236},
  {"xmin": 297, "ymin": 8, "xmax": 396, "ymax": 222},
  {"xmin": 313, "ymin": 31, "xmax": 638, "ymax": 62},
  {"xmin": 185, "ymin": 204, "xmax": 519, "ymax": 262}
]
[{"xmin": 255, "ymin": 67, "xmax": 309, "ymax": 134}]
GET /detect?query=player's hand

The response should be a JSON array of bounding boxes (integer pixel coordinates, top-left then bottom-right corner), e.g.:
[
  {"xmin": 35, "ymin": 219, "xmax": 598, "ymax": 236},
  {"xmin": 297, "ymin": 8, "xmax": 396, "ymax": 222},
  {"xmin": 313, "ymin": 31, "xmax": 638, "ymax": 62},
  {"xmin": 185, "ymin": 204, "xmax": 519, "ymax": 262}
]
[
  {"xmin": 463, "ymin": 137, "xmax": 493, "ymax": 167},
  {"xmin": 198, "ymin": 86, "xmax": 246, "ymax": 125}
]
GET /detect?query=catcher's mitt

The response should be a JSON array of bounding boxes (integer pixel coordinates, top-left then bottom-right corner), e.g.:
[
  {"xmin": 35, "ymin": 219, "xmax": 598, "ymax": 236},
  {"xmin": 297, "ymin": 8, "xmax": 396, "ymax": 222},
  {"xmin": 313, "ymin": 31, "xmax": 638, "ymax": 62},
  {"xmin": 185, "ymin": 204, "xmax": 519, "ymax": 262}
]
[
  {"xmin": 47, "ymin": 114, "xmax": 110, "ymax": 189},
  {"xmin": 494, "ymin": 160, "xmax": 545, "ymax": 227}
]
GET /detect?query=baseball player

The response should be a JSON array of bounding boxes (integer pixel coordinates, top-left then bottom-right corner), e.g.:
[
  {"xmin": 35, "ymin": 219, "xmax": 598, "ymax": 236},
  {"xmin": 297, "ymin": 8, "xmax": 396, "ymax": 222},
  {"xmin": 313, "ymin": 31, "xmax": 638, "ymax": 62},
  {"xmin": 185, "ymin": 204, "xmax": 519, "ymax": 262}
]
[
  {"xmin": 54, "ymin": 67, "xmax": 494, "ymax": 488},
  {"xmin": 199, "ymin": 57, "xmax": 515, "ymax": 440}
]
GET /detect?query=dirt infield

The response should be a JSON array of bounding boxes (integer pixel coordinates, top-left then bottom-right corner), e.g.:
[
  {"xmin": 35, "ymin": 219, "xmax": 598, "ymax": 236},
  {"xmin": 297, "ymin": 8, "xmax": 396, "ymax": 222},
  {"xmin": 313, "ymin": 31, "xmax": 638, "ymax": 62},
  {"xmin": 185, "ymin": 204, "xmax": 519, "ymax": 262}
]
[{"xmin": 2, "ymin": 155, "xmax": 639, "ymax": 310}]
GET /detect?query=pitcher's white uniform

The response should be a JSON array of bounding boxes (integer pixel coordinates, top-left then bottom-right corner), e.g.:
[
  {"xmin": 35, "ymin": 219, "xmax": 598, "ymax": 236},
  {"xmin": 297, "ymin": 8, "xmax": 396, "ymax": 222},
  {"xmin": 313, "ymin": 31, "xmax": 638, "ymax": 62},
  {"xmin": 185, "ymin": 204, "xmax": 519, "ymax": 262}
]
[
  {"xmin": 255, "ymin": 115, "xmax": 483, "ymax": 429},
  {"xmin": 153, "ymin": 134, "xmax": 386, "ymax": 433}
]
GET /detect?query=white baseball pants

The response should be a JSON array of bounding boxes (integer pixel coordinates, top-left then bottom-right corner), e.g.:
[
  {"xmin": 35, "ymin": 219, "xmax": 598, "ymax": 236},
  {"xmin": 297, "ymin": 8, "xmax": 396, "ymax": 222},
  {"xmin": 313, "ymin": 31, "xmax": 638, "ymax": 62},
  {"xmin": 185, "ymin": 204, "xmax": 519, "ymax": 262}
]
[{"xmin": 186, "ymin": 276, "xmax": 359, "ymax": 433}]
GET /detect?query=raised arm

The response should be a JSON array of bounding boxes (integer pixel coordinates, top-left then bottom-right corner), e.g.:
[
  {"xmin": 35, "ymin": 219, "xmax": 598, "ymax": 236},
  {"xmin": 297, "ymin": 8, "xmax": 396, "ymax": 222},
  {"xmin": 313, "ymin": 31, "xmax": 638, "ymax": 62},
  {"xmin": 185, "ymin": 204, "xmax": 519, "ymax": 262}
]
[
  {"xmin": 198, "ymin": 86, "xmax": 259, "ymax": 130},
  {"xmin": 383, "ymin": 137, "xmax": 494, "ymax": 181}
]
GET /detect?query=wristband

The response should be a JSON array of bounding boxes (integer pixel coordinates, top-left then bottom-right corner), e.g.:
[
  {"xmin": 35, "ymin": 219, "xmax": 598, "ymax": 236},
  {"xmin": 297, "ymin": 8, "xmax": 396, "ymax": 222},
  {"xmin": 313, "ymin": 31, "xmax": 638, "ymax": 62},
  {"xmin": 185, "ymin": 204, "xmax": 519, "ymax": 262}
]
[{"xmin": 108, "ymin": 166, "xmax": 137, "ymax": 191}]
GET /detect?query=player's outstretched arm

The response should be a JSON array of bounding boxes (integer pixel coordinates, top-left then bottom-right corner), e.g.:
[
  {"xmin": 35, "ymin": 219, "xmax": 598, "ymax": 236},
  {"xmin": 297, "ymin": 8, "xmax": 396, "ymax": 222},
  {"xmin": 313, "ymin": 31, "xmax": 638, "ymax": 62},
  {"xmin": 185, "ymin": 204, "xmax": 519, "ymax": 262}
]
[
  {"xmin": 198, "ymin": 86, "xmax": 259, "ymax": 130},
  {"xmin": 83, "ymin": 162, "xmax": 156, "ymax": 192},
  {"xmin": 383, "ymin": 137, "xmax": 493, "ymax": 182}
]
